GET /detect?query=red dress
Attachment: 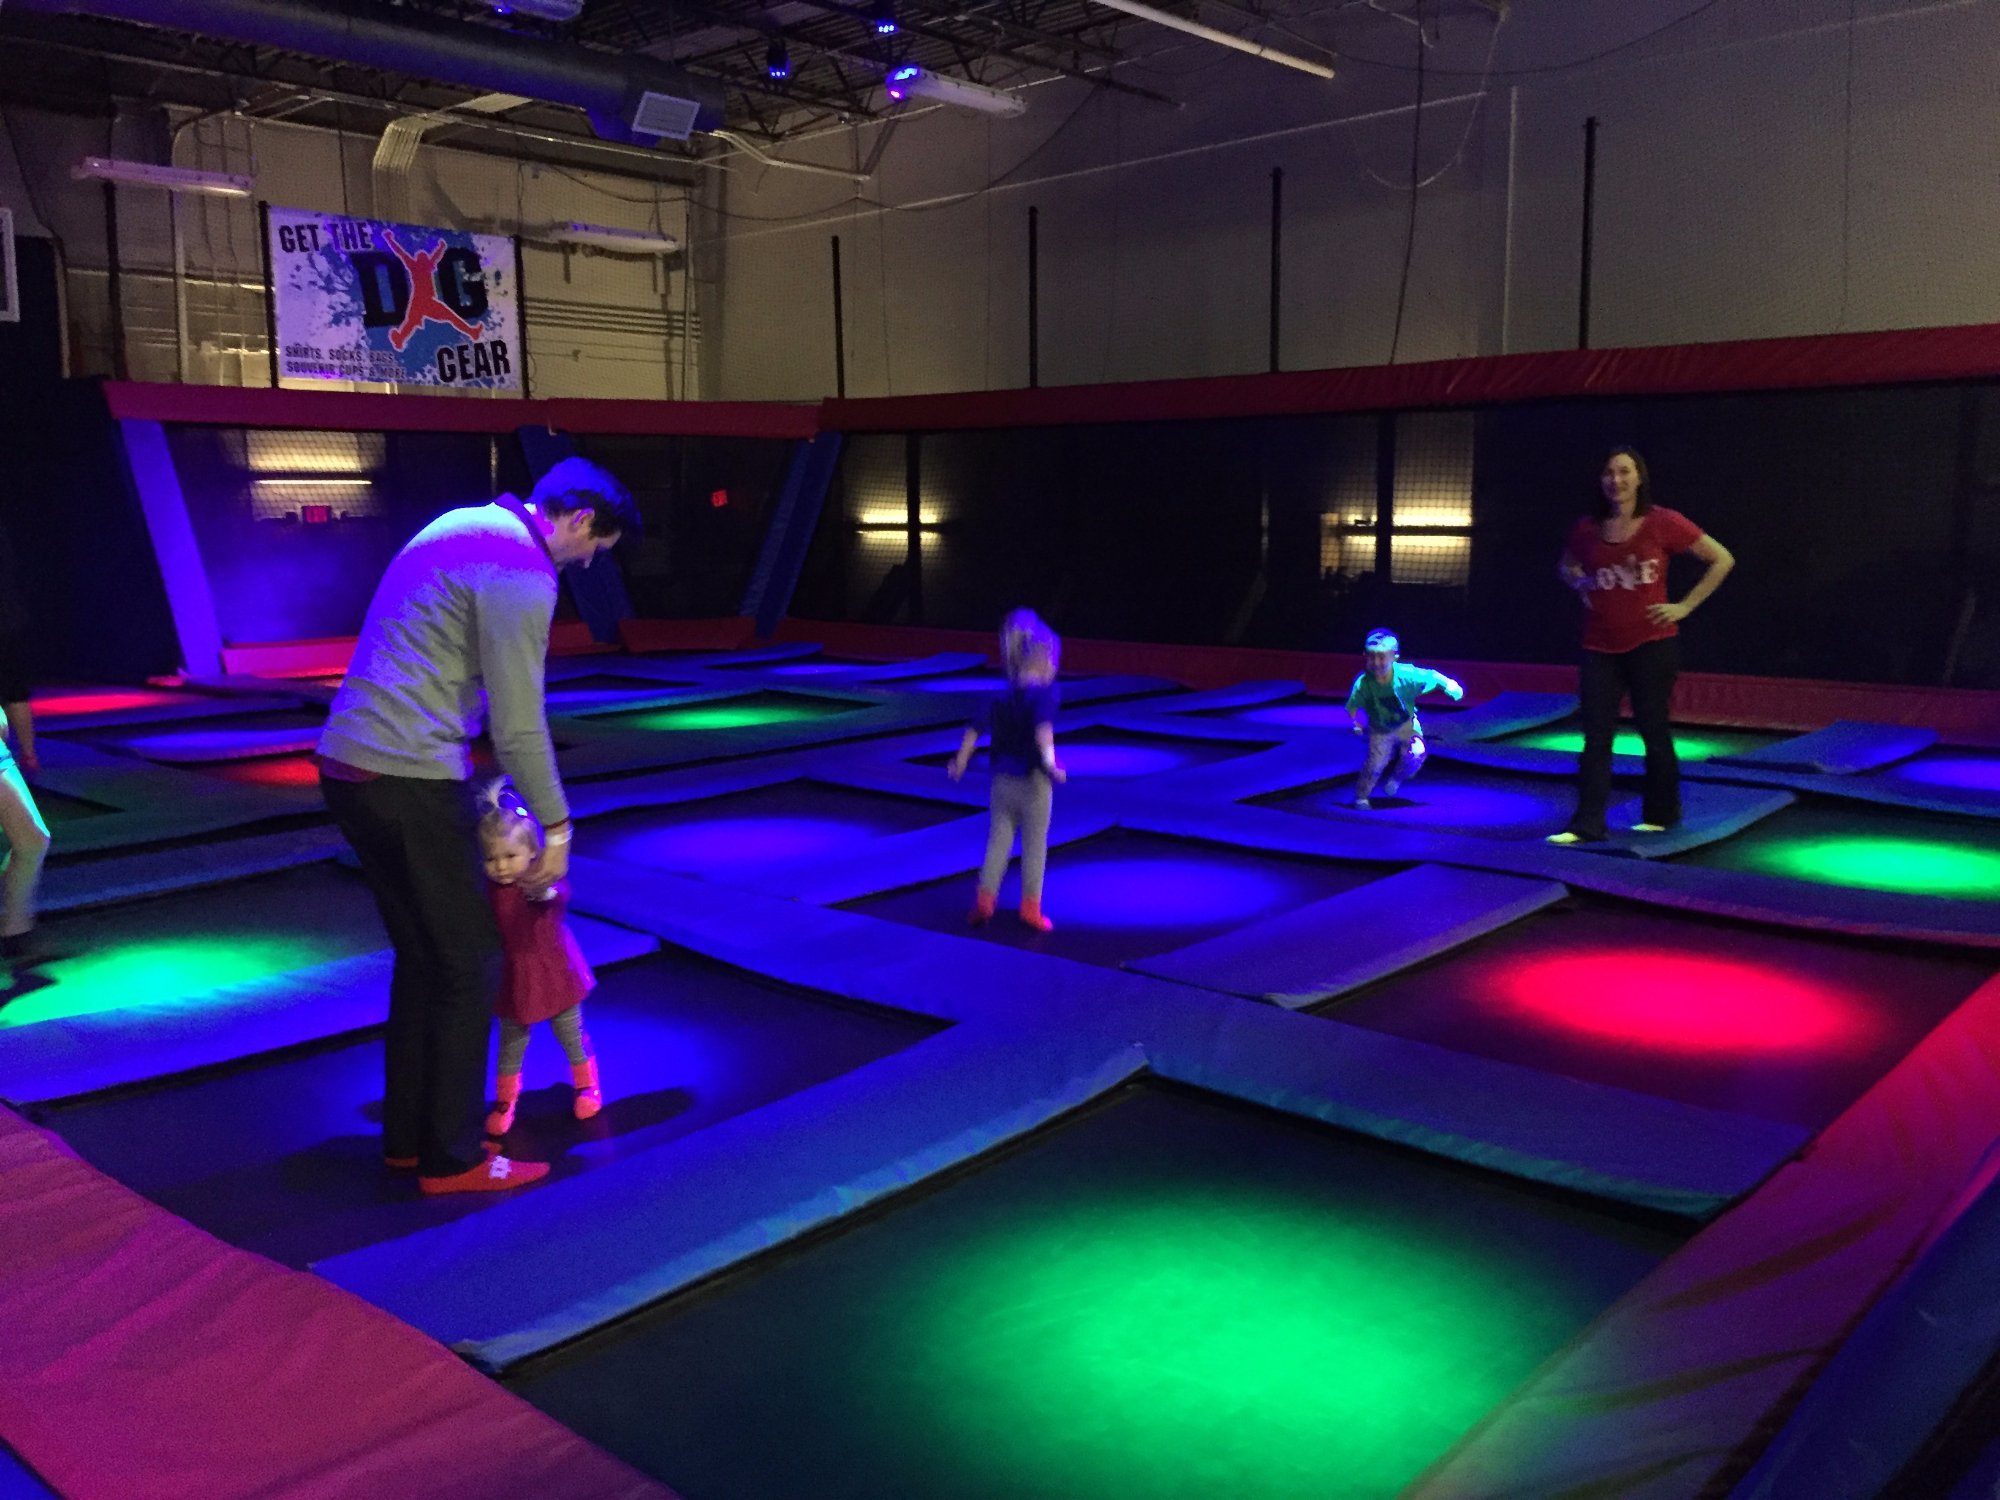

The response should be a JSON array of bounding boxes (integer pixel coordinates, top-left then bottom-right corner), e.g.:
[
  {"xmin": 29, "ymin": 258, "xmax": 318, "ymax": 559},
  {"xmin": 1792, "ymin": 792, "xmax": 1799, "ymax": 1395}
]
[{"xmin": 489, "ymin": 880, "xmax": 595, "ymax": 1026}]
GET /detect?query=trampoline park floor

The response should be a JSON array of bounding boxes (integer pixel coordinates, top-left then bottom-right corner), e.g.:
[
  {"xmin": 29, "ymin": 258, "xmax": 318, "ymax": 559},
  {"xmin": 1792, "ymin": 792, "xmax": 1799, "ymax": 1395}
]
[
  {"xmin": 10, "ymin": 650, "xmax": 2000, "ymax": 1500},
  {"xmin": 504, "ymin": 1080, "xmax": 1684, "ymax": 1500},
  {"xmin": 0, "ymin": 863, "xmax": 386, "ymax": 1028},
  {"xmin": 1495, "ymin": 718, "xmax": 1788, "ymax": 761},
  {"xmin": 66, "ymin": 707, "xmax": 329, "ymax": 762},
  {"xmin": 1315, "ymin": 896, "xmax": 1996, "ymax": 1130},
  {"xmin": 586, "ymin": 780, "xmax": 971, "ymax": 878},
  {"xmin": 1671, "ymin": 798, "xmax": 2000, "ymax": 900},
  {"xmin": 1200, "ymin": 694, "xmax": 1466, "ymax": 731},
  {"xmin": 587, "ymin": 690, "xmax": 867, "ymax": 733},
  {"xmin": 28, "ymin": 788, "xmax": 118, "ymax": 826},
  {"xmin": 842, "ymin": 830, "xmax": 1396, "ymax": 967},
  {"xmin": 182, "ymin": 751, "xmax": 326, "ymax": 790},
  {"xmin": 1864, "ymin": 745, "xmax": 2000, "ymax": 798},
  {"xmin": 37, "ymin": 949, "xmax": 944, "ymax": 1268},
  {"xmin": 1256, "ymin": 759, "xmax": 1586, "ymax": 840},
  {"xmin": 908, "ymin": 726, "xmax": 1277, "ymax": 780}
]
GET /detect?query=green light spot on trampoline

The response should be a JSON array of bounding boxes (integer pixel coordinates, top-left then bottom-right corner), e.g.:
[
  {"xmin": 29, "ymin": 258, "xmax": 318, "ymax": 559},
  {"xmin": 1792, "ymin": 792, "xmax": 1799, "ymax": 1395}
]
[
  {"xmin": 1742, "ymin": 835, "xmax": 2000, "ymax": 899},
  {"xmin": 0, "ymin": 937, "xmax": 346, "ymax": 1028},
  {"xmin": 621, "ymin": 702, "xmax": 856, "ymax": 732},
  {"xmin": 1509, "ymin": 727, "xmax": 1755, "ymax": 761},
  {"xmin": 893, "ymin": 1193, "xmax": 1571, "ymax": 1498}
]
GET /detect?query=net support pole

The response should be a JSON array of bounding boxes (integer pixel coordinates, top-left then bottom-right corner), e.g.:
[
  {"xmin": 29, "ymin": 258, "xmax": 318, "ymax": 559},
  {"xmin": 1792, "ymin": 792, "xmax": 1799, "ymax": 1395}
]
[
  {"xmin": 1027, "ymin": 205, "xmax": 1040, "ymax": 389},
  {"xmin": 1269, "ymin": 166, "xmax": 1283, "ymax": 374},
  {"xmin": 1374, "ymin": 410, "xmax": 1396, "ymax": 586},
  {"xmin": 105, "ymin": 181, "xmax": 128, "ymax": 382},
  {"xmin": 830, "ymin": 234, "xmax": 847, "ymax": 398},
  {"xmin": 904, "ymin": 432, "xmax": 924, "ymax": 625},
  {"xmin": 1578, "ymin": 116, "xmax": 1598, "ymax": 350},
  {"xmin": 256, "ymin": 199, "xmax": 280, "ymax": 388}
]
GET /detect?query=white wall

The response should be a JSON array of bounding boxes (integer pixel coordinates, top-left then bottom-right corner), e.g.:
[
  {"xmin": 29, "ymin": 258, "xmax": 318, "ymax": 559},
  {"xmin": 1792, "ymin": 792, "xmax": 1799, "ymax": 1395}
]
[
  {"xmin": 696, "ymin": 0, "xmax": 2000, "ymax": 400},
  {"xmin": 0, "ymin": 103, "xmax": 699, "ymax": 396}
]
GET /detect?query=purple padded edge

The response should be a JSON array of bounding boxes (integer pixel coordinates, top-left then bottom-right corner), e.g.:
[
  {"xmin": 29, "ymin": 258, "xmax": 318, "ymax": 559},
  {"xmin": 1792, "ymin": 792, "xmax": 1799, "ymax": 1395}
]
[
  {"xmin": 1129, "ymin": 864, "xmax": 1567, "ymax": 1007},
  {"xmin": 1712, "ymin": 720, "xmax": 1939, "ymax": 774}
]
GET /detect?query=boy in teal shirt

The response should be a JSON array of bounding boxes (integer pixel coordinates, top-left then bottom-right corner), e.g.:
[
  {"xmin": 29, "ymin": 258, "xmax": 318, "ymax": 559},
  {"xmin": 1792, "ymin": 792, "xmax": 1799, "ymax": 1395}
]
[{"xmin": 1346, "ymin": 630, "xmax": 1463, "ymax": 807}]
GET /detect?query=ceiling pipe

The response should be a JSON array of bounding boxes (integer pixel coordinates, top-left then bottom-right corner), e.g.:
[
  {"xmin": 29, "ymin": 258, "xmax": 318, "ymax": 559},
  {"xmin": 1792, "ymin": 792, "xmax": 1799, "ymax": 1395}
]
[
  {"xmin": 9, "ymin": 0, "xmax": 727, "ymax": 138},
  {"xmin": 1083, "ymin": 0, "xmax": 1335, "ymax": 79}
]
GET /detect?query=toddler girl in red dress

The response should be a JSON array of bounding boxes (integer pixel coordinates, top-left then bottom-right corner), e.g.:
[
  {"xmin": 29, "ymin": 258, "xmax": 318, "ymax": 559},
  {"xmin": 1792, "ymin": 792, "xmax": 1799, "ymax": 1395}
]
[{"xmin": 477, "ymin": 779, "xmax": 601, "ymax": 1134}]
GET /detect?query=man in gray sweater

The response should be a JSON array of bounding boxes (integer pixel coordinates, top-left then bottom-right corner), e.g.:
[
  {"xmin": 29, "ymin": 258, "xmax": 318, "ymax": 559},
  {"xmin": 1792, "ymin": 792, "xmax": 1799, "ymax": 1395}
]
[{"xmin": 317, "ymin": 456, "xmax": 639, "ymax": 1195}]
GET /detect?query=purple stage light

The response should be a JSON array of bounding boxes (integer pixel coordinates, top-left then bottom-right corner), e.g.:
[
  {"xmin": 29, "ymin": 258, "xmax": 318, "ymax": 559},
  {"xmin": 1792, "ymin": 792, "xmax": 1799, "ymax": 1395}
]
[
  {"xmin": 593, "ymin": 814, "xmax": 896, "ymax": 874},
  {"xmin": 1882, "ymin": 752, "xmax": 2000, "ymax": 795},
  {"xmin": 1228, "ymin": 702, "xmax": 1353, "ymax": 729},
  {"xmin": 1057, "ymin": 743, "xmax": 1207, "ymax": 778},
  {"xmin": 1052, "ymin": 855, "xmax": 1299, "ymax": 929},
  {"xmin": 119, "ymin": 725, "xmax": 319, "ymax": 760}
]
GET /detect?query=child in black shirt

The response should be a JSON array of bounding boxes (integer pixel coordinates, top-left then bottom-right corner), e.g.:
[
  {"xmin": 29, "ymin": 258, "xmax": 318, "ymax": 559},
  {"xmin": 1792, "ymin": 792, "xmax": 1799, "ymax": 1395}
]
[{"xmin": 949, "ymin": 609, "xmax": 1067, "ymax": 931}]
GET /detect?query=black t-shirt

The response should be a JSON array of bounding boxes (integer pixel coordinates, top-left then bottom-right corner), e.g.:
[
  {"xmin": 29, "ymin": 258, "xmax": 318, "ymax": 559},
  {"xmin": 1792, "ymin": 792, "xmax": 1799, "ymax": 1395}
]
[{"xmin": 975, "ymin": 683, "xmax": 1060, "ymax": 776}]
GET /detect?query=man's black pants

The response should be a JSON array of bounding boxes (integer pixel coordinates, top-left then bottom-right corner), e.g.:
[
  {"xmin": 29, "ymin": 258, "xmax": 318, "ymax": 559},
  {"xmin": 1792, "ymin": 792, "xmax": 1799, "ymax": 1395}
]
[{"xmin": 322, "ymin": 772, "xmax": 499, "ymax": 1177}]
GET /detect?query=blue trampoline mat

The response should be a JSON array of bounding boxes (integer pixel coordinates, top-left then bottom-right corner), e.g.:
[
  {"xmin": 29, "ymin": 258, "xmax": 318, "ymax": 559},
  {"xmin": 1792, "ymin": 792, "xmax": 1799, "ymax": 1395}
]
[
  {"xmin": 38, "ymin": 949, "xmax": 945, "ymax": 1268},
  {"xmin": 586, "ymin": 781, "xmax": 970, "ymax": 879},
  {"xmin": 842, "ymin": 829, "xmax": 1400, "ymax": 969},
  {"xmin": 910, "ymin": 728, "xmax": 1277, "ymax": 782}
]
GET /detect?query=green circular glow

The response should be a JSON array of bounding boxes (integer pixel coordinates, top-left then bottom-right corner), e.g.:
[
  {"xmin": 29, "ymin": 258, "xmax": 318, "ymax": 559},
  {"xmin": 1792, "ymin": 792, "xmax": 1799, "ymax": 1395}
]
[
  {"xmin": 1508, "ymin": 726, "xmax": 1762, "ymax": 761},
  {"xmin": 1735, "ymin": 834, "xmax": 2000, "ymax": 899},
  {"xmin": 622, "ymin": 702, "xmax": 854, "ymax": 732},
  {"xmin": 888, "ymin": 1190, "xmax": 1582, "ymax": 1498},
  {"xmin": 0, "ymin": 935, "xmax": 349, "ymax": 1029}
]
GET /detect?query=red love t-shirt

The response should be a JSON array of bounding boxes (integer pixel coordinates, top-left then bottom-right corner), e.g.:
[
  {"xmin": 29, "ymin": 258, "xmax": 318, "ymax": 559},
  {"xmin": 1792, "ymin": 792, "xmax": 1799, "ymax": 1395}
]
[{"xmin": 1565, "ymin": 506, "xmax": 1705, "ymax": 655}]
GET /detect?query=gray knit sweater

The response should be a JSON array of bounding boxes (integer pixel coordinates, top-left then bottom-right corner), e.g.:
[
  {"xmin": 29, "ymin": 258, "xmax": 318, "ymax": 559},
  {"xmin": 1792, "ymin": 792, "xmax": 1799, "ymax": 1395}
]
[{"xmin": 318, "ymin": 494, "xmax": 569, "ymax": 824}]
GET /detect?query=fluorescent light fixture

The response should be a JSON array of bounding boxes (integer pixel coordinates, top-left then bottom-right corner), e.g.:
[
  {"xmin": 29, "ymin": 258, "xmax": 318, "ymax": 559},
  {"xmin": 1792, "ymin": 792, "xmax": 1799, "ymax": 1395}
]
[
  {"xmin": 251, "ymin": 478, "xmax": 375, "ymax": 489},
  {"xmin": 883, "ymin": 65, "xmax": 1026, "ymax": 117},
  {"xmin": 551, "ymin": 221, "xmax": 681, "ymax": 254},
  {"xmin": 72, "ymin": 158, "xmax": 253, "ymax": 197}
]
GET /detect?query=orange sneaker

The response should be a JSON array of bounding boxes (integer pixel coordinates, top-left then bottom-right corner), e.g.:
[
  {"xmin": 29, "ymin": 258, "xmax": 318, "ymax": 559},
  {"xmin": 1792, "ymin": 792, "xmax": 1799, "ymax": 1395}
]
[
  {"xmin": 571, "ymin": 1057, "xmax": 602, "ymax": 1121},
  {"xmin": 418, "ymin": 1154, "xmax": 548, "ymax": 1196},
  {"xmin": 967, "ymin": 889, "xmax": 998, "ymax": 926},
  {"xmin": 1019, "ymin": 900, "xmax": 1053, "ymax": 933},
  {"xmin": 484, "ymin": 1072, "xmax": 523, "ymax": 1137}
]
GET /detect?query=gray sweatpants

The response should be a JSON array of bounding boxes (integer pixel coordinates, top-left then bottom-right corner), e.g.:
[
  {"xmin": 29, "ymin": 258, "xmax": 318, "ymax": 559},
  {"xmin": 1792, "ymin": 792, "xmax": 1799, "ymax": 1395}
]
[
  {"xmin": 1357, "ymin": 718, "xmax": 1426, "ymax": 799},
  {"xmin": 497, "ymin": 1005, "xmax": 591, "ymax": 1075},
  {"xmin": 978, "ymin": 772, "xmax": 1054, "ymax": 904}
]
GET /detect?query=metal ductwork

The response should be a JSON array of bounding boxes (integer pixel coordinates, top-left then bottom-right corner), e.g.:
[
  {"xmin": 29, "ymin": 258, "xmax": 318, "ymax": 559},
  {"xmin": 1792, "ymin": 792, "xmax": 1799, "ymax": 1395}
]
[{"xmin": 12, "ymin": 0, "xmax": 726, "ymax": 140}]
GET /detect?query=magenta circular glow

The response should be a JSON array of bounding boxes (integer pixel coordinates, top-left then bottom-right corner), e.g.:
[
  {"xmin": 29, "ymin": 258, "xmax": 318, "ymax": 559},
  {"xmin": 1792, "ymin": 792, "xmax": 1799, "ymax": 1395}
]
[{"xmin": 1484, "ymin": 948, "xmax": 1880, "ymax": 1057}]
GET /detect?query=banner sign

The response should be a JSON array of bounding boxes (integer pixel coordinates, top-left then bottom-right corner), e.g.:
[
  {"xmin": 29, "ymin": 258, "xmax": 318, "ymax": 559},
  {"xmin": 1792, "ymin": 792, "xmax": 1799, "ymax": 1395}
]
[{"xmin": 266, "ymin": 208, "xmax": 522, "ymax": 389}]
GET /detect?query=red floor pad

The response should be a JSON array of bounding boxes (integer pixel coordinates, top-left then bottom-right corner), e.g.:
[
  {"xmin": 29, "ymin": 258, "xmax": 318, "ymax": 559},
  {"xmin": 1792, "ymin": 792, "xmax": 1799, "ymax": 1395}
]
[
  {"xmin": 1411, "ymin": 969, "xmax": 2000, "ymax": 1498},
  {"xmin": 0, "ymin": 1109, "xmax": 673, "ymax": 1500}
]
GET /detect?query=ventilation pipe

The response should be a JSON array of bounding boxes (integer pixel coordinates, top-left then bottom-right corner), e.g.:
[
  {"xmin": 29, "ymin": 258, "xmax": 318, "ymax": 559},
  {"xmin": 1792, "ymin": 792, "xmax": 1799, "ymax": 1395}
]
[{"xmin": 11, "ymin": 0, "xmax": 726, "ymax": 141}]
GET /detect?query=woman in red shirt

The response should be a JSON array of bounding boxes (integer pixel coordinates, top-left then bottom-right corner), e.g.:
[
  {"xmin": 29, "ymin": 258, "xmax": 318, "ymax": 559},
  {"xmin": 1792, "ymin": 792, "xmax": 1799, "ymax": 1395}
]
[{"xmin": 1547, "ymin": 448, "xmax": 1735, "ymax": 844}]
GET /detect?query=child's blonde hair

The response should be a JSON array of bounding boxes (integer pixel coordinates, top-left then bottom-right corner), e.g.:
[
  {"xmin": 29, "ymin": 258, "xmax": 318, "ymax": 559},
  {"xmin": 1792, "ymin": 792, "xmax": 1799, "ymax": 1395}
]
[
  {"xmin": 1000, "ymin": 608, "xmax": 1060, "ymax": 683},
  {"xmin": 477, "ymin": 777, "xmax": 544, "ymax": 854}
]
